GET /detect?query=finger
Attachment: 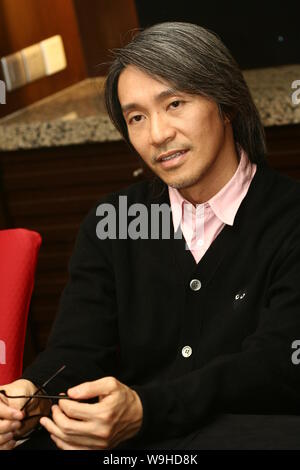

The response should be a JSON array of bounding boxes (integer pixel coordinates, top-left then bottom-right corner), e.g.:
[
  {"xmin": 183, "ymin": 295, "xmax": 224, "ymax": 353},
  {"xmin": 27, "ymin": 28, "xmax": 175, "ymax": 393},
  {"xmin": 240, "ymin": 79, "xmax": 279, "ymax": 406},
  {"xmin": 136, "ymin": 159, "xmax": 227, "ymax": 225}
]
[
  {"xmin": 0, "ymin": 391, "xmax": 28, "ymax": 413},
  {"xmin": 57, "ymin": 398, "xmax": 101, "ymax": 421},
  {"xmin": 0, "ymin": 439, "xmax": 16, "ymax": 450},
  {"xmin": 50, "ymin": 434, "xmax": 92, "ymax": 450},
  {"xmin": 39, "ymin": 415, "xmax": 67, "ymax": 442},
  {"xmin": 51, "ymin": 404, "xmax": 94, "ymax": 435},
  {"xmin": 0, "ymin": 401, "xmax": 24, "ymax": 420},
  {"xmin": 41, "ymin": 415, "xmax": 89, "ymax": 448},
  {"xmin": 0, "ymin": 432, "xmax": 14, "ymax": 445},
  {"xmin": 42, "ymin": 407, "xmax": 91, "ymax": 443},
  {"xmin": 52, "ymin": 404, "xmax": 110, "ymax": 447},
  {"xmin": 68, "ymin": 377, "xmax": 118, "ymax": 400},
  {"xmin": 41, "ymin": 408, "xmax": 110, "ymax": 449},
  {"xmin": 0, "ymin": 419, "xmax": 22, "ymax": 433}
]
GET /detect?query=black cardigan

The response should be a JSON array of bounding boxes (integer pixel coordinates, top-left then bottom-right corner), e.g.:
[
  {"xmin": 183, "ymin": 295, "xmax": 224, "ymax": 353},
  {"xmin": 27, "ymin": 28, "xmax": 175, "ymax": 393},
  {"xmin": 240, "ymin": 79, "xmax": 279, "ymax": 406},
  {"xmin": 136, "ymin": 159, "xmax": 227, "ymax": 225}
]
[{"xmin": 23, "ymin": 160, "xmax": 300, "ymax": 443}]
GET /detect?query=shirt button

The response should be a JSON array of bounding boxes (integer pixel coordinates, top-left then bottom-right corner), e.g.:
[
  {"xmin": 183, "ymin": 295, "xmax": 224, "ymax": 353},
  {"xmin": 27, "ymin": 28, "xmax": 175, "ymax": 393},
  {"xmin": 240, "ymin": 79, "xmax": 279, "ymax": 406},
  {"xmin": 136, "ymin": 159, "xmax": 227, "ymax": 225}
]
[
  {"xmin": 190, "ymin": 279, "xmax": 201, "ymax": 291},
  {"xmin": 182, "ymin": 346, "xmax": 192, "ymax": 358}
]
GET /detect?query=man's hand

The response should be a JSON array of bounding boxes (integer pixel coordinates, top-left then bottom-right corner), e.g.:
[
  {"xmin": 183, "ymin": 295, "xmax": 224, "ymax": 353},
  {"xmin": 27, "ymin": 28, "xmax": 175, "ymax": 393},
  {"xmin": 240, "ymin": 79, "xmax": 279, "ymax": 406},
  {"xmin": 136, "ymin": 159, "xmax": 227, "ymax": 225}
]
[
  {"xmin": 40, "ymin": 376, "xmax": 143, "ymax": 450},
  {"xmin": 0, "ymin": 379, "xmax": 45, "ymax": 449}
]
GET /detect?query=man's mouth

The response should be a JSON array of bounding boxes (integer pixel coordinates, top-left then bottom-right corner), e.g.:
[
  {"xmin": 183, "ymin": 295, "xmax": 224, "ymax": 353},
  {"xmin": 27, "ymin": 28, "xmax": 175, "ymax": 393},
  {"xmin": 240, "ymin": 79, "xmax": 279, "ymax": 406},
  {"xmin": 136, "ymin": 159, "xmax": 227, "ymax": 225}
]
[
  {"xmin": 157, "ymin": 149, "xmax": 189, "ymax": 168},
  {"xmin": 161, "ymin": 150, "xmax": 186, "ymax": 161}
]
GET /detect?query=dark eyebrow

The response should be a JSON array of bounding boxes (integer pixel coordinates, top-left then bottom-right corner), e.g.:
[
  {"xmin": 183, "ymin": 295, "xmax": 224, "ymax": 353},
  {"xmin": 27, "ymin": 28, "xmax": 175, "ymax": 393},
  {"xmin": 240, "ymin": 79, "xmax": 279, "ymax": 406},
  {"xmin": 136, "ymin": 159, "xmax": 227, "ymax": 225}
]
[{"xmin": 121, "ymin": 87, "xmax": 180, "ymax": 115}]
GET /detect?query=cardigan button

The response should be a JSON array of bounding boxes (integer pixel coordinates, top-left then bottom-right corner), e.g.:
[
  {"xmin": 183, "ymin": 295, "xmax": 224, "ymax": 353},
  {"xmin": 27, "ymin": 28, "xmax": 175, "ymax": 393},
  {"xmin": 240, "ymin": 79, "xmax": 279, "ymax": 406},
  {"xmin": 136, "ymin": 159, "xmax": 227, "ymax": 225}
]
[
  {"xmin": 182, "ymin": 346, "xmax": 192, "ymax": 358},
  {"xmin": 190, "ymin": 279, "xmax": 201, "ymax": 291}
]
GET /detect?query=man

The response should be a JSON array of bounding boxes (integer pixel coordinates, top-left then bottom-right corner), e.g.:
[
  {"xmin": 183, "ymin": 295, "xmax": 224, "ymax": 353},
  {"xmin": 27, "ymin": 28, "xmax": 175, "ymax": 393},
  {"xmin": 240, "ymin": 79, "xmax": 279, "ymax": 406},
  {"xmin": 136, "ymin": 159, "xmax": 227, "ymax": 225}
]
[{"xmin": 1, "ymin": 21, "xmax": 300, "ymax": 450}]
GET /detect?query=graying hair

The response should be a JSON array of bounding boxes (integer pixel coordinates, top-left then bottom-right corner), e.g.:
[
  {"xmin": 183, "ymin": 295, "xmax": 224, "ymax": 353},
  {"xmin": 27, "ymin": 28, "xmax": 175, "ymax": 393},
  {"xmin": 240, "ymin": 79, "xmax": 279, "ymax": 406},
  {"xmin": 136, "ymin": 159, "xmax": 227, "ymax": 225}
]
[{"xmin": 105, "ymin": 21, "xmax": 266, "ymax": 163}]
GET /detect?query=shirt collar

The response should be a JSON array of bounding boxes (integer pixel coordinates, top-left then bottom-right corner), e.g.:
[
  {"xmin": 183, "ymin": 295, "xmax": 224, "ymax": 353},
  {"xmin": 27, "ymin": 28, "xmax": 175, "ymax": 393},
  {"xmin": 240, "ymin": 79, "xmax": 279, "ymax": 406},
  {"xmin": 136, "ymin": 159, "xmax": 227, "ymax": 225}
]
[{"xmin": 168, "ymin": 146, "xmax": 257, "ymax": 230}]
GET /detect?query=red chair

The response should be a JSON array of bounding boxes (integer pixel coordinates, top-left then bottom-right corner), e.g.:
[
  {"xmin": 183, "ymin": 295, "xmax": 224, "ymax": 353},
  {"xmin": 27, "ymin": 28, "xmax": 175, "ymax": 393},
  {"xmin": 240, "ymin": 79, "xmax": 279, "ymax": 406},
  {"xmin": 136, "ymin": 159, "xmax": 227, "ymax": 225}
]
[{"xmin": 0, "ymin": 229, "xmax": 41, "ymax": 385}]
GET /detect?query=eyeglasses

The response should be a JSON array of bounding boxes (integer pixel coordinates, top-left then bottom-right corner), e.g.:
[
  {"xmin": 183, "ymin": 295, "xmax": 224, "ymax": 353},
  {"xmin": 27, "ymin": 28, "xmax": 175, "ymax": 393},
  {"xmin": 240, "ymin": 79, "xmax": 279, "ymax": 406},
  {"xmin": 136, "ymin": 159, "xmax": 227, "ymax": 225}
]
[
  {"xmin": 0, "ymin": 391, "xmax": 76, "ymax": 401},
  {"xmin": 0, "ymin": 364, "xmax": 74, "ymax": 440}
]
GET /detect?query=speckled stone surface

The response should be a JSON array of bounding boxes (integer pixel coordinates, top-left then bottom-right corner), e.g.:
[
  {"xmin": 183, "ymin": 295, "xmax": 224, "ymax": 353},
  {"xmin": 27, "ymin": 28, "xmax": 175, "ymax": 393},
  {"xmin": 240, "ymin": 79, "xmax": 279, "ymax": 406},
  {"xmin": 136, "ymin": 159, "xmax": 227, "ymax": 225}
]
[
  {"xmin": 243, "ymin": 65, "xmax": 300, "ymax": 126},
  {"xmin": 0, "ymin": 65, "xmax": 300, "ymax": 151}
]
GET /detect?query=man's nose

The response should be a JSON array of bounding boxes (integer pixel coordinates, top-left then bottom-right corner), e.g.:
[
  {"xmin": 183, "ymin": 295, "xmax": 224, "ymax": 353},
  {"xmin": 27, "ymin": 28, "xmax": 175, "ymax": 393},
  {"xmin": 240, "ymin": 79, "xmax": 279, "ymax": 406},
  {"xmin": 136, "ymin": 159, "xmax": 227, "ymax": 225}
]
[{"xmin": 149, "ymin": 113, "xmax": 175, "ymax": 146}]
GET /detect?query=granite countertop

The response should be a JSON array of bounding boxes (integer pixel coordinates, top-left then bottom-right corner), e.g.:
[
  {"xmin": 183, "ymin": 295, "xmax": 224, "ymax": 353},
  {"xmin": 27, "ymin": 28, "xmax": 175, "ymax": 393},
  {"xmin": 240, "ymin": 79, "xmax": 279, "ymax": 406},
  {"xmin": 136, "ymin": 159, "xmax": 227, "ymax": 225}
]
[{"xmin": 0, "ymin": 65, "xmax": 300, "ymax": 151}]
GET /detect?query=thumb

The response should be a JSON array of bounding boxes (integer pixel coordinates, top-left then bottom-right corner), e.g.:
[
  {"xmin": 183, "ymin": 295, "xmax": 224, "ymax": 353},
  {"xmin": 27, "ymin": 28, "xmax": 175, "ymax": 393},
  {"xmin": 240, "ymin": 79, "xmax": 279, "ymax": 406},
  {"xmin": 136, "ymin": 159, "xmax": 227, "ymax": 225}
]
[{"xmin": 67, "ymin": 376, "xmax": 118, "ymax": 400}]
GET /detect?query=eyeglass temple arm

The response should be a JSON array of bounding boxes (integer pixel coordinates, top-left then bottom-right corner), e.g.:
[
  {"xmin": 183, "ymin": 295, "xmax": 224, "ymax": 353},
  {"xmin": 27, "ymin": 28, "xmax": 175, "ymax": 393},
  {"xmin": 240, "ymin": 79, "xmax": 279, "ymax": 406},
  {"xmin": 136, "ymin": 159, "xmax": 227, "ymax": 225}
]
[
  {"xmin": 0, "ymin": 390, "xmax": 78, "ymax": 400},
  {"xmin": 20, "ymin": 364, "xmax": 67, "ymax": 410}
]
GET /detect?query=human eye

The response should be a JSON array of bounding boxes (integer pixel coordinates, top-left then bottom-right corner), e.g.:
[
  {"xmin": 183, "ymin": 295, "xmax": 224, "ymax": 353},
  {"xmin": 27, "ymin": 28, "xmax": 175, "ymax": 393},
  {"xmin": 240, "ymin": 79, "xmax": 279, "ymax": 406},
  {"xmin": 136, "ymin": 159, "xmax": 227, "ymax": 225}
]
[
  {"xmin": 168, "ymin": 100, "xmax": 183, "ymax": 110},
  {"xmin": 128, "ymin": 114, "xmax": 144, "ymax": 125}
]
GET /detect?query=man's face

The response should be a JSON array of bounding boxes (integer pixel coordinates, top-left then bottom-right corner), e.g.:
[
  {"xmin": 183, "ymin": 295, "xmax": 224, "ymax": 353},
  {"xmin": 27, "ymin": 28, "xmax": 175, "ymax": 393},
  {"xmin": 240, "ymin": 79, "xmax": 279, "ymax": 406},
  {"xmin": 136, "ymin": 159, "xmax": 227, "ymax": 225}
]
[{"xmin": 118, "ymin": 65, "xmax": 234, "ymax": 200}]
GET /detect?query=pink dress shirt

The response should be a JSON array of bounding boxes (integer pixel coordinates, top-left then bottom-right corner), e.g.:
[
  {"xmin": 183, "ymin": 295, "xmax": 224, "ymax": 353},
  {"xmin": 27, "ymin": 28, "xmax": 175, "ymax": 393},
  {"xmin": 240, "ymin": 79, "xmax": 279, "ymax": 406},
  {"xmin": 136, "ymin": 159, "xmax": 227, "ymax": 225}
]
[{"xmin": 168, "ymin": 147, "xmax": 257, "ymax": 263}]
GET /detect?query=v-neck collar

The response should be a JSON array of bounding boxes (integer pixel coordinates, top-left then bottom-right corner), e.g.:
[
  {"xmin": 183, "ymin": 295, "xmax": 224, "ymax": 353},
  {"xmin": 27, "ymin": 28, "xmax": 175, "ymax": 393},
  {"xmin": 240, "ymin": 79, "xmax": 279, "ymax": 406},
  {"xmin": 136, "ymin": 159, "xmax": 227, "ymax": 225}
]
[{"xmin": 147, "ymin": 159, "xmax": 273, "ymax": 288}]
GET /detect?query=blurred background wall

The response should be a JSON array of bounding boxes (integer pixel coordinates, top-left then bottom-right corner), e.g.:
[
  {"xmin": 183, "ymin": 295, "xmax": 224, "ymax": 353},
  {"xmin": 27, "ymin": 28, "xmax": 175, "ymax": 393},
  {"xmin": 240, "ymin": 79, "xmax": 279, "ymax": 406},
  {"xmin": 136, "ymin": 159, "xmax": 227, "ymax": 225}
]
[{"xmin": 0, "ymin": 0, "xmax": 138, "ymax": 117}]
